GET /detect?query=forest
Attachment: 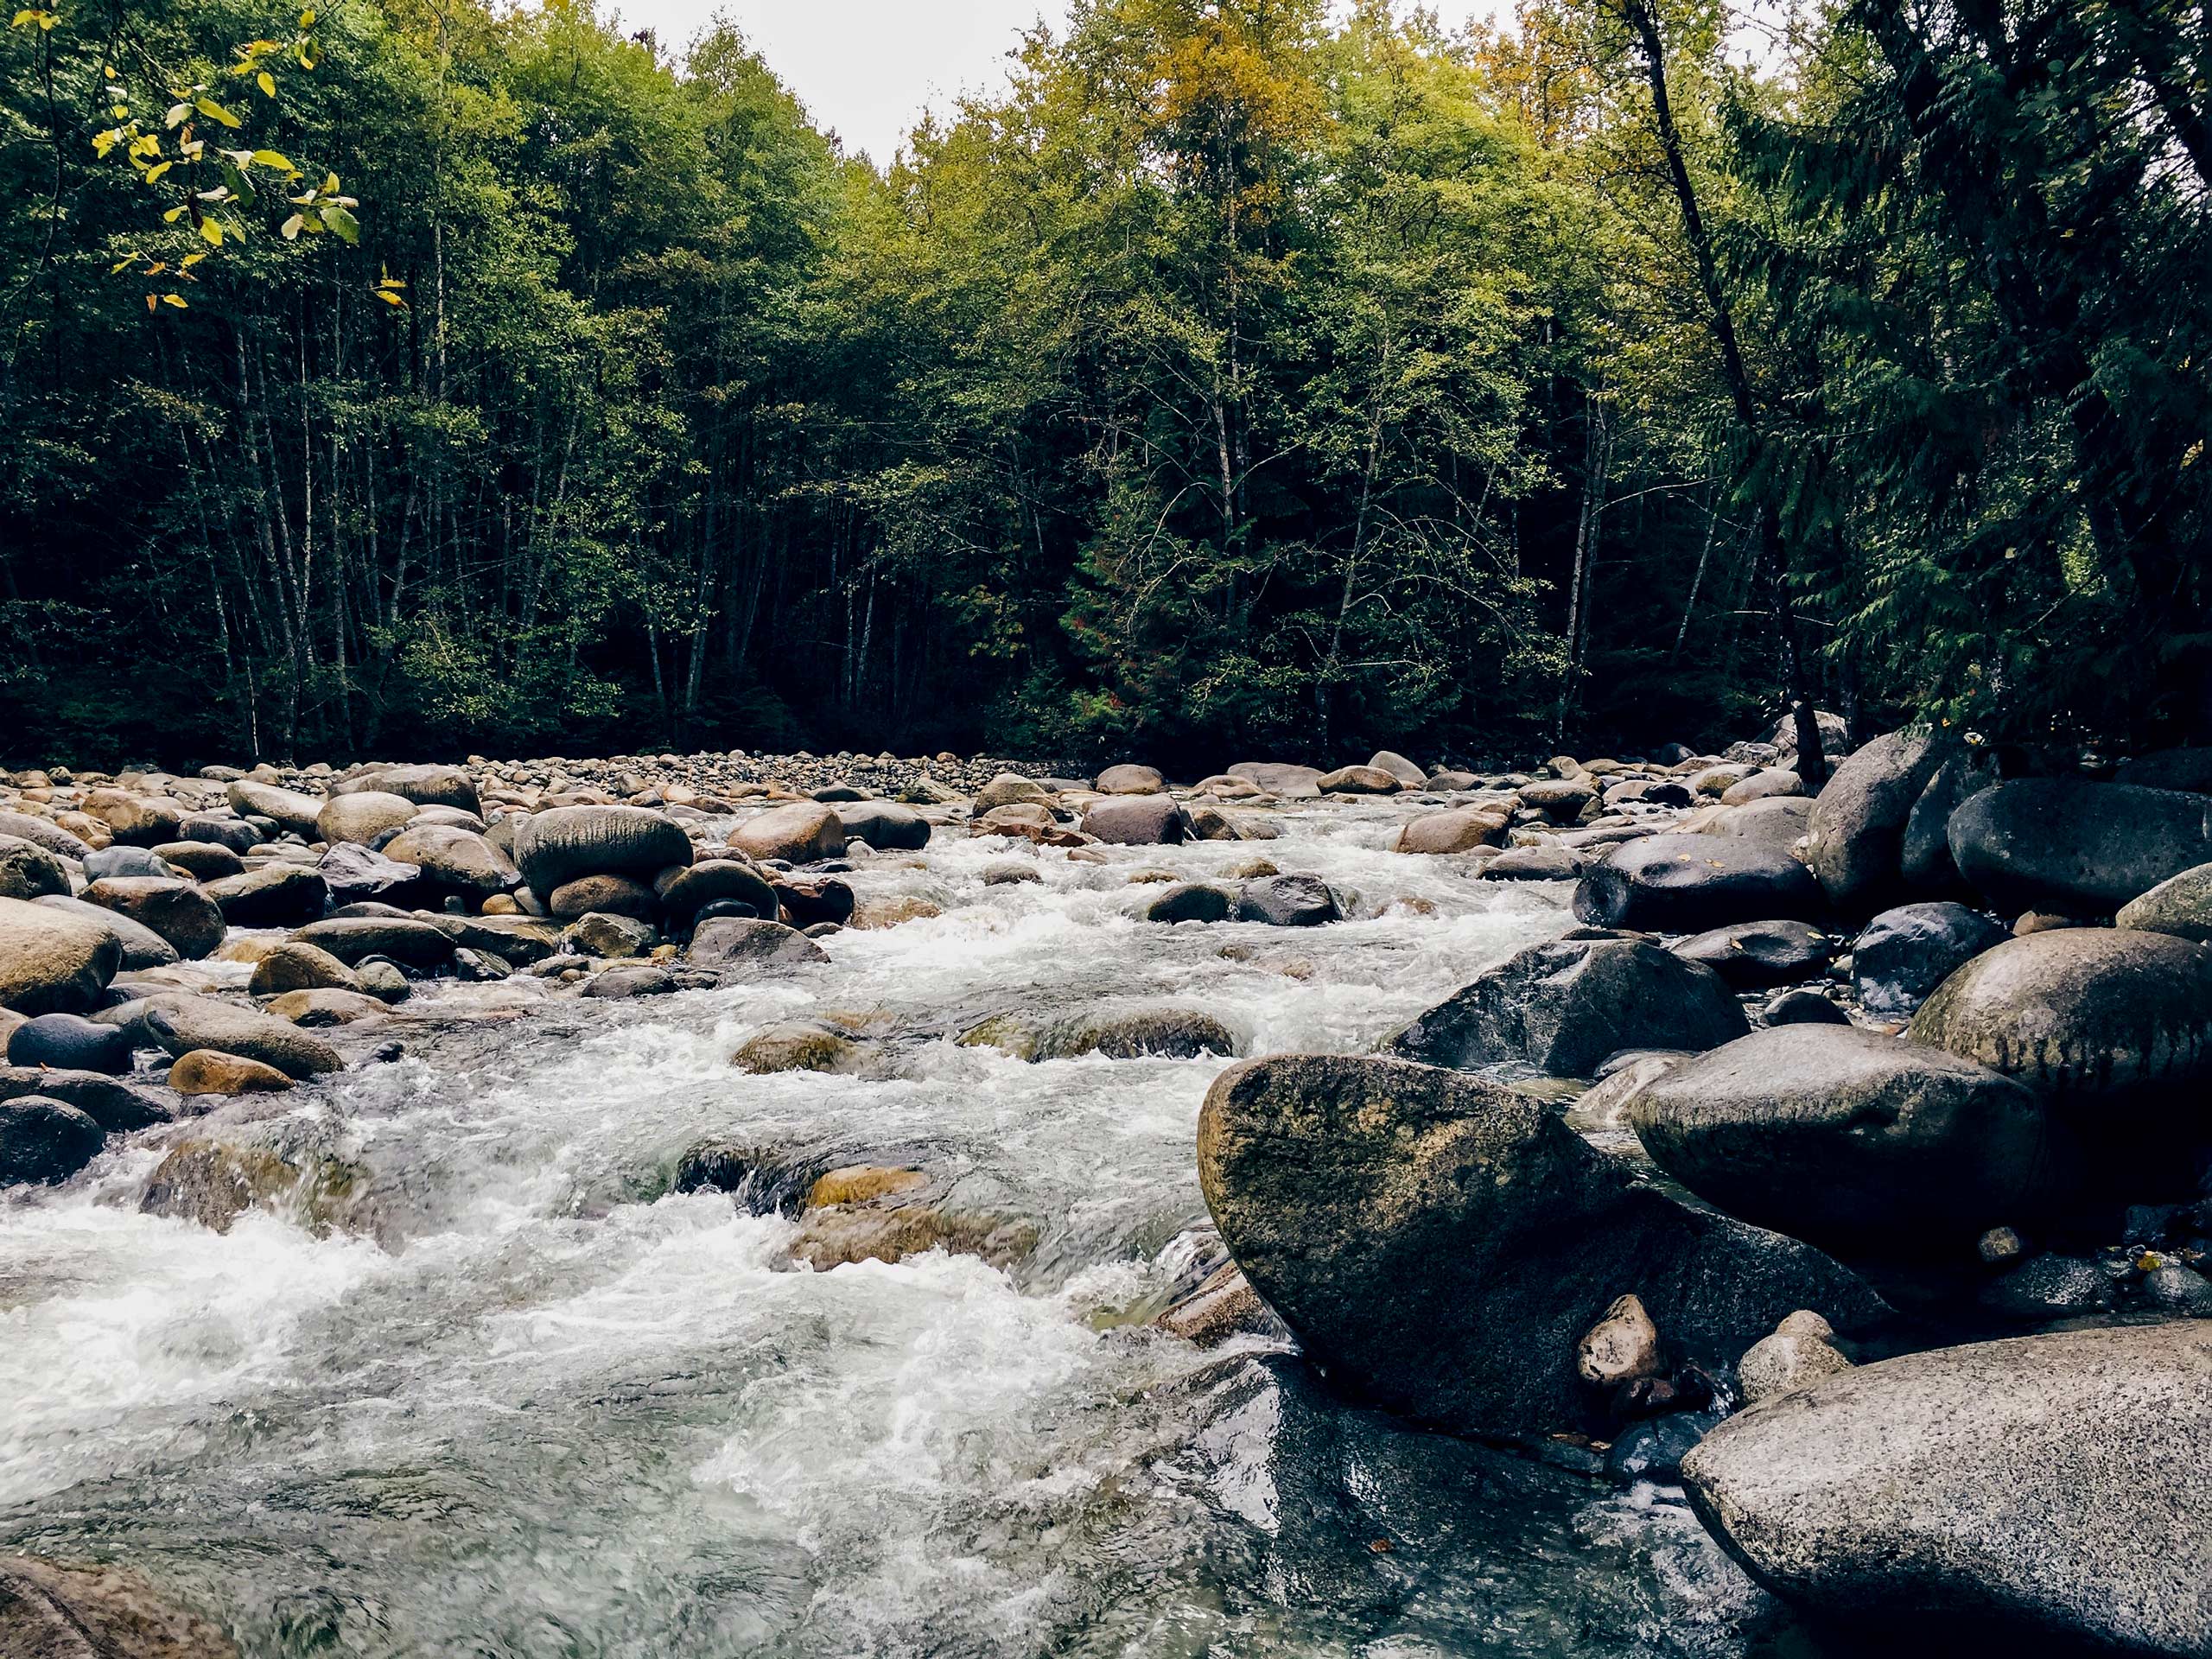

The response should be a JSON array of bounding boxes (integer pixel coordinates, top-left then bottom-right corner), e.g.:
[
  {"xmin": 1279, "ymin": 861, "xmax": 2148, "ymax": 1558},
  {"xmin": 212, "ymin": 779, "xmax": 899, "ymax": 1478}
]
[{"xmin": 3, "ymin": 0, "xmax": 2208, "ymax": 771}]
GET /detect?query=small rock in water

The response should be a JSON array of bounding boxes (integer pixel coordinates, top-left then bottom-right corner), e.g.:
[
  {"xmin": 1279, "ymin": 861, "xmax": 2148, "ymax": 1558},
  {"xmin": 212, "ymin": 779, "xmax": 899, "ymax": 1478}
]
[
  {"xmin": 1736, "ymin": 1310, "xmax": 1854, "ymax": 1403},
  {"xmin": 168, "ymin": 1048, "xmax": 296, "ymax": 1096},
  {"xmin": 1575, "ymin": 1294, "xmax": 1663, "ymax": 1389}
]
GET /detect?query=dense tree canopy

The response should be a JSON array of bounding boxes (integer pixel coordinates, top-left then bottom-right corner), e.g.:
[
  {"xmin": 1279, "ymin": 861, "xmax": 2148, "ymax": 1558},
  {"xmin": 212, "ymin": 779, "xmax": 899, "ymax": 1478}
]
[{"xmin": 3, "ymin": 0, "xmax": 2206, "ymax": 769}]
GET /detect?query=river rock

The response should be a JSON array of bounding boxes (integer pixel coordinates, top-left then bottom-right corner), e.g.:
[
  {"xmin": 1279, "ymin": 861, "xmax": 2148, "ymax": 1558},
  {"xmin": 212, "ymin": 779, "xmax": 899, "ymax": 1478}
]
[
  {"xmin": 1575, "ymin": 1294, "xmax": 1662, "ymax": 1388},
  {"xmin": 145, "ymin": 998, "xmax": 343, "ymax": 1078},
  {"xmin": 177, "ymin": 812, "xmax": 263, "ymax": 854},
  {"xmin": 835, "ymin": 800, "xmax": 931, "ymax": 851},
  {"xmin": 264, "ymin": 987, "xmax": 389, "ymax": 1027},
  {"xmin": 2114, "ymin": 860, "xmax": 2212, "ymax": 943},
  {"xmin": 732, "ymin": 802, "xmax": 846, "ymax": 863},
  {"xmin": 0, "ymin": 895, "xmax": 124, "ymax": 1014},
  {"xmin": 1317, "ymin": 765, "xmax": 1400, "ymax": 795},
  {"xmin": 226, "ymin": 779, "xmax": 324, "ymax": 837},
  {"xmin": 1234, "ymin": 873, "xmax": 1340, "ymax": 926},
  {"xmin": 1197, "ymin": 1055, "xmax": 1884, "ymax": 1436},
  {"xmin": 151, "ymin": 840, "xmax": 245, "ymax": 881},
  {"xmin": 1082, "ymin": 796, "xmax": 1192, "ymax": 845},
  {"xmin": 1096, "ymin": 763, "xmax": 1166, "ymax": 795},
  {"xmin": 1227, "ymin": 762, "xmax": 1323, "ymax": 798},
  {"xmin": 731, "ymin": 1021, "xmax": 858, "ymax": 1074},
  {"xmin": 971, "ymin": 772, "xmax": 1053, "ymax": 811},
  {"xmin": 316, "ymin": 790, "xmax": 418, "ymax": 846},
  {"xmin": 81, "ymin": 845, "xmax": 170, "ymax": 881},
  {"xmin": 1669, "ymin": 919, "xmax": 1834, "ymax": 989},
  {"xmin": 1368, "ymin": 751, "xmax": 1427, "ymax": 787},
  {"xmin": 687, "ymin": 916, "xmax": 828, "ymax": 970},
  {"xmin": 770, "ymin": 875, "xmax": 855, "ymax": 929},
  {"xmin": 657, "ymin": 858, "xmax": 778, "ymax": 925},
  {"xmin": 0, "ymin": 810, "xmax": 93, "ymax": 859},
  {"xmin": 316, "ymin": 842, "xmax": 427, "ymax": 908},
  {"xmin": 0, "ymin": 1556, "xmax": 241, "ymax": 1658},
  {"xmin": 2116, "ymin": 746, "xmax": 2212, "ymax": 793},
  {"xmin": 1735, "ymin": 1310, "xmax": 1853, "ymax": 1404},
  {"xmin": 961, "ymin": 1005, "xmax": 1240, "ymax": 1061},
  {"xmin": 1761, "ymin": 988, "xmax": 1850, "ymax": 1027},
  {"xmin": 202, "ymin": 864, "xmax": 329, "ymax": 927},
  {"xmin": 247, "ymin": 942, "xmax": 364, "ymax": 996},
  {"xmin": 1395, "ymin": 807, "xmax": 1509, "ymax": 855},
  {"xmin": 340, "ymin": 762, "xmax": 480, "ymax": 813},
  {"xmin": 169, "ymin": 1048, "xmax": 294, "ymax": 1096},
  {"xmin": 1804, "ymin": 728, "xmax": 1948, "ymax": 912},
  {"xmin": 564, "ymin": 912, "xmax": 656, "ymax": 957},
  {"xmin": 0, "ymin": 1096, "xmax": 105, "ymax": 1185},
  {"xmin": 0, "ymin": 836, "xmax": 70, "ymax": 901},
  {"xmin": 549, "ymin": 873, "xmax": 658, "ymax": 921},
  {"xmin": 1680, "ymin": 1322, "xmax": 2212, "ymax": 1655},
  {"xmin": 1518, "ymin": 779, "xmax": 1595, "ymax": 821},
  {"xmin": 420, "ymin": 912, "xmax": 562, "ymax": 964},
  {"xmin": 1628, "ymin": 1026, "xmax": 2073, "ymax": 1255},
  {"xmin": 1948, "ymin": 778, "xmax": 2212, "ymax": 914},
  {"xmin": 1701, "ymin": 796, "xmax": 1814, "ymax": 852},
  {"xmin": 1391, "ymin": 937, "xmax": 1748, "ymax": 1077},
  {"xmin": 80, "ymin": 876, "xmax": 226, "ymax": 960},
  {"xmin": 6, "ymin": 1012, "xmax": 135, "ymax": 1074},
  {"xmin": 1146, "ymin": 882, "xmax": 1236, "ymax": 924},
  {"xmin": 1480, "ymin": 844, "xmax": 1582, "ymax": 880},
  {"xmin": 292, "ymin": 916, "xmax": 454, "ymax": 969},
  {"xmin": 32, "ymin": 893, "xmax": 177, "ymax": 970},
  {"xmin": 380, "ymin": 823, "xmax": 518, "ymax": 895},
  {"xmin": 1574, "ymin": 836, "xmax": 1823, "ymax": 931},
  {"xmin": 514, "ymin": 804, "xmax": 695, "ymax": 893},
  {"xmin": 1850, "ymin": 901, "xmax": 2010, "ymax": 1016},
  {"xmin": 0, "ymin": 1065, "xmax": 167, "ymax": 1130}
]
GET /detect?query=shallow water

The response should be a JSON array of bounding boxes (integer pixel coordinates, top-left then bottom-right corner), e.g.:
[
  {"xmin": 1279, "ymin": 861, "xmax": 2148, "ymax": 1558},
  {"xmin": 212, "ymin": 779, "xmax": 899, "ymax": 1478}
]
[{"xmin": 0, "ymin": 801, "xmax": 1797, "ymax": 1656}]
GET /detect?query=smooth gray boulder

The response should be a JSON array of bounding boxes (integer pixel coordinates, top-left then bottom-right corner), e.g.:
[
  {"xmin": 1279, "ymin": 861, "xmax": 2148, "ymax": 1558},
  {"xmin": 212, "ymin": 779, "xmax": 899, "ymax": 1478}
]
[
  {"xmin": 686, "ymin": 916, "xmax": 828, "ymax": 969},
  {"xmin": 1226, "ymin": 761, "xmax": 1323, "ymax": 798},
  {"xmin": 1804, "ymin": 728, "xmax": 1948, "ymax": 912},
  {"xmin": 1899, "ymin": 747, "xmax": 1996, "ymax": 892},
  {"xmin": 0, "ymin": 1096, "xmax": 106, "ymax": 1185},
  {"xmin": 2116, "ymin": 860, "xmax": 2212, "ymax": 943},
  {"xmin": 0, "ymin": 1065, "xmax": 169, "ymax": 1130},
  {"xmin": 1573, "ymin": 836, "xmax": 1824, "ymax": 931},
  {"xmin": 0, "ymin": 895, "xmax": 124, "ymax": 1015},
  {"xmin": 80, "ymin": 876, "xmax": 225, "ymax": 959},
  {"xmin": 335, "ymin": 762, "xmax": 480, "ymax": 813},
  {"xmin": 1670, "ymin": 918, "xmax": 1834, "ymax": 990},
  {"xmin": 514, "ymin": 805, "xmax": 695, "ymax": 894},
  {"xmin": 1850, "ymin": 901, "xmax": 2009, "ymax": 1017},
  {"xmin": 315, "ymin": 790, "xmax": 418, "ymax": 846},
  {"xmin": 835, "ymin": 800, "xmax": 931, "ymax": 851},
  {"xmin": 1629, "ymin": 1027, "xmax": 2075, "ymax": 1255},
  {"xmin": 380, "ymin": 823, "xmax": 518, "ymax": 894},
  {"xmin": 225, "ymin": 779, "xmax": 324, "ymax": 837},
  {"xmin": 1948, "ymin": 778, "xmax": 2212, "ymax": 914},
  {"xmin": 291, "ymin": 916, "xmax": 455, "ymax": 969},
  {"xmin": 1368, "ymin": 750, "xmax": 1427, "ymax": 787},
  {"xmin": 1081, "ymin": 796, "xmax": 1192, "ymax": 846},
  {"xmin": 1681, "ymin": 1322, "xmax": 2212, "ymax": 1656},
  {"xmin": 1392, "ymin": 936, "xmax": 1748, "ymax": 1077},
  {"xmin": 32, "ymin": 892, "xmax": 178, "ymax": 969},
  {"xmin": 0, "ymin": 835, "xmax": 71, "ymax": 901},
  {"xmin": 144, "ymin": 997, "xmax": 343, "ymax": 1078},
  {"xmin": 1198, "ymin": 1055, "xmax": 1885, "ymax": 1437},
  {"xmin": 0, "ymin": 810, "xmax": 94, "ymax": 859},
  {"xmin": 1233, "ymin": 873, "xmax": 1340, "ymax": 926}
]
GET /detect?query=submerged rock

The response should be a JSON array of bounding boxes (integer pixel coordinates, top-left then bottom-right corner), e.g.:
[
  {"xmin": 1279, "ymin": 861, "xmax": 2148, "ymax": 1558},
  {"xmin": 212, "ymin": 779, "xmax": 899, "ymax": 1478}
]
[
  {"xmin": 1197, "ymin": 1054, "xmax": 1884, "ymax": 1437},
  {"xmin": 1681, "ymin": 1322, "xmax": 2212, "ymax": 1656},
  {"xmin": 0, "ymin": 1556, "xmax": 238, "ymax": 1658}
]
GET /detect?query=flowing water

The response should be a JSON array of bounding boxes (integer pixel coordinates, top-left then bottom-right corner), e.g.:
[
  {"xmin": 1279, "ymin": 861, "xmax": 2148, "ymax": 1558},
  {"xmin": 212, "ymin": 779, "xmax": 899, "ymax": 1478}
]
[{"xmin": 0, "ymin": 802, "xmax": 1802, "ymax": 1657}]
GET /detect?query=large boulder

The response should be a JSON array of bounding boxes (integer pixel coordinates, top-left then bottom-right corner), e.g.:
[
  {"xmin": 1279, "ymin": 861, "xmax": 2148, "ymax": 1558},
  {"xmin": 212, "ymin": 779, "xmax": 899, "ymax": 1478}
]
[
  {"xmin": 0, "ymin": 896, "xmax": 124, "ymax": 1014},
  {"xmin": 729, "ymin": 802, "xmax": 846, "ymax": 864},
  {"xmin": 1804, "ymin": 728, "xmax": 1949, "ymax": 913},
  {"xmin": 1390, "ymin": 936, "xmax": 1748, "ymax": 1077},
  {"xmin": 1898, "ymin": 747, "xmax": 1996, "ymax": 893},
  {"xmin": 1681, "ymin": 1322, "xmax": 2212, "ymax": 1656},
  {"xmin": 1669, "ymin": 919, "xmax": 1834, "ymax": 990},
  {"xmin": 514, "ymin": 804, "xmax": 693, "ymax": 893},
  {"xmin": 1629, "ymin": 1027, "xmax": 2074, "ymax": 1255},
  {"xmin": 144, "ymin": 998, "xmax": 343, "ymax": 1078},
  {"xmin": 963, "ymin": 1005, "xmax": 1239, "ymax": 1062},
  {"xmin": 1317, "ymin": 765, "xmax": 1401, "ymax": 796},
  {"xmin": 0, "ymin": 1065, "xmax": 169, "ymax": 1130},
  {"xmin": 1850, "ymin": 901, "xmax": 2009, "ymax": 1017},
  {"xmin": 1226, "ymin": 761, "xmax": 1324, "ymax": 799},
  {"xmin": 1573, "ymin": 836, "xmax": 1824, "ymax": 931},
  {"xmin": 972, "ymin": 773, "xmax": 1052, "ymax": 812},
  {"xmin": 1095, "ymin": 763, "xmax": 1166, "ymax": 795},
  {"xmin": 1081, "ymin": 796, "xmax": 1192, "ymax": 846},
  {"xmin": 1233, "ymin": 873, "xmax": 1341, "ymax": 926},
  {"xmin": 201, "ymin": 864, "xmax": 329, "ymax": 927},
  {"xmin": 1368, "ymin": 750, "xmax": 1427, "ymax": 787},
  {"xmin": 290, "ymin": 916, "xmax": 455, "ymax": 969},
  {"xmin": 2114, "ymin": 857, "xmax": 2212, "ymax": 944},
  {"xmin": 835, "ymin": 800, "xmax": 931, "ymax": 851},
  {"xmin": 247, "ymin": 942, "xmax": 363, "ymax": 996},
  {"xmin": 80, "ymin": 876, "xmax": 226, "ymax": 960},
  {"xmin": 1395, "ymin": 807, "xmax": 1509, "ymax": 855},
  {"xmin": 1700, "ymin": 796, "xmax": 1814, "ymax": 852},
  {"xmin": 0, "ymin": 1095, "xmax": 107, "ymax": 1185},
  {"xmin": 1198, "ymin": 1055, "xmax": 1885, "ymax": 1437},
  {"xmin": 657, "ymin": 858, "xmax": 779, "ymax": 925},
  {"xmin": 32, "ymin": 893, "xmax": 177, "ymax": 970},
  {"xmin": 1948, "ymin": 778, "xmax": 2212, "ymax": 914},
  {"xmin": 380, "ymin": 823, "xmax": 518, "ymax": 895},
  {"xmin": 315, "ymin": 791, "xmax": 418, "ymax": 846},
  {"xmin": 0, "ymin": 835, "xmax": 71, "ymax": 901},
  {"xmin": 686, "ymin": 916, "xmax": 828, "ymax": 970},
  {"xmin": 2116, "ymin": 746, "xmax": 2212, "ymax": 793},
  {"xmin": 0, "ymin": 810, "xmax": 94, "ymax": 859},
  {"xmin": 7, "ymin": 1012, "xmax": 136, "ymax": 1075},
  {"xmin": 225, "ymin": 779, "xmax": 324, "ymax": 838},
  {"xmin": 336, "ymin": 762, "xmax": 480, "ymax": 813},
  {"xmin": 316, "ymin": 842, "xmax": 428, "ymax": 908}
]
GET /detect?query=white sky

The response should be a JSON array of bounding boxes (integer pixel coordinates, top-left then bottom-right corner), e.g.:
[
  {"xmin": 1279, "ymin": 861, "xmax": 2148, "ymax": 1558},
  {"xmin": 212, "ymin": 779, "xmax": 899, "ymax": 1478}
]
[{"xmin": 605, "ymin": 1, "xmax": 1515, "ymax": 163}]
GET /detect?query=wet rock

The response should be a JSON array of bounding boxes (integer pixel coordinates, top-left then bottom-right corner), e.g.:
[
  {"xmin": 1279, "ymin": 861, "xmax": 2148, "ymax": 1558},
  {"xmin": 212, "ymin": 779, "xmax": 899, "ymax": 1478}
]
[
  {"xmin": 731, "ymin": 1021, "xmax": 857, "ymax": 1074},
  {"xmin": 0, "ymin": 1066, "xmax": 167, "ymax": 1130},
  {"xmin": 963, "ymin": 1005, "xmax": 1240, "ymax": 1062},
  {"xmin": 1146, "ymin": 882, "xmax": 1236, "ymax": 924},
  {"xmin": 563, "ymin": 911, "xmax": 656, "ymax": 958},
  {"xmin": 0, "ymin": 895, "xmax": 124, "ymax": 1015},
  {"xmin": 80, "ymin": 876, "xmax": 225, "ymax": 960},
  {"xmin": 1849, "ymin": 901, "xmax": 2009, "ymax": 1017},
  {"xmin": 263, "ymin": 987, "xmax": 389, "ymax": 1027},
  {"xmin": 732, "ymin": 802, "xmax": 847, "ymax": 863},
  {"xmin": 1395, "ymin": 807, "xmax": 1510, "ymax": 855},
  {"xmin": 685, "ymin": 916, "xmax": 829, "ymax": 969},
  {"xmin": 1804, "ymin": 728, "xmax": 1948, "ymax": 912},
  {"xmin": 168, "ymin": 1048, "xmax": 295, "ymax": 1096},
  {"xmin": 1576, "ymin": 1294, "xmax": 1662, "ymax": 1388},
  {"xmin": 835, "ymin": 800, "xmax": 931, "ymax": 851},
  {"xmin": 1948, "ymin": 778, "xmax": 2212, "ymax": 914},
  {"xmin": 1227, "ymin": 761, "xmax": 1323, "ymax": 798},
  {"xmin": 0, "ymin": 1096, "xmax": 105, "ymax": 1185},
  {"xmin": 1899, "ymin": 747, "xmax": 1997, "ymax": 893},
  {"xmin": 1977, "ymin": 1253, "xmax": 2113, "ymax": 1321},
  {"xmin": 1518, "ymin": 779, "xmax": 1595, "ymax": 822},
  {"xmin": 513, "ymin": 804, "xmax": 695, "ymax": 893},
  {"xmin": 316, "ymin": 790, "xmax": 419, "ymax": 846},
  {"xmin": 849, "ymin": 895, "xmax": 943, "ymax": 930},
  {"xmin": 6, "ymin": 1011, "xmax": 135, "ymax": 1074},
  {"xmin": 770, "ymin": 875, "xmax": 855, "ymax": 929},
  {"xmin": 201, "ymin": 864, "xmax": 329, "ymax": 928},
  {"xmin": 1669, "ymin": 919, "xmax": 1834, "ymax": 990},
  {"xmin": 1317, "ymin": 765, "xmax": 1401, "ymax": 795},
  {"xmin": 1480, "ymin": 844, "xmax": 1582, "ymax": 881},
  {"xmin": 1574, "ymin": 836, "xmax": 1825, "ymax": 931},
  {"xmin": 656, "ymin": 857, "xmax": 778, "ymax": 925},
  {"xmin": 0, "ymin": 835, "xmax": 70, "ymax": 901},
  {"xmin": 1604, "ymin": 1411, "xmax": 1722, "ymax": 1484},
  {"xmin": 2114, "ymin": 859, "xmax": 2212, "ymax": 943},
  {"xmin": 0, "ymin": 1556, "xmax": 239, "ymax": 1658},
  {"xmin": 1760, "ymin": 988, "xmax": 1850, "ymax": 1027},
  {"xmin": 1157, "ymin": 1262, "xmax": 1288, "ymax": 1346},
  {"xmin": 140, "ymin": 1138, "xmax": 370, "ymax": 1236},
  {"xmin": 353, "ymin": 960, "xmax": 410, "ymax": 1002},
  {"xmin": 1198, "ymin": 1054, "xmax": 1885, "ymax": 1436},
  {"xmin": 1629, "ymin": 1027, "xmax": 2073, "ymax": 1256},
  {"xmin": 1096, "ymin": 763, "xmax": 1166, "ymax": 795},
  {"xmin": 1082, "ymin": 796, "xmax": 1192, "ymax": 846},
  {"xmin": 144, "ymin": 998, "xmax": 342, "ymax": 1078},
  {"xmin": 2141, "ymin": 1261, "xmax": 2212, "ymax": 1313},
  {"xmin": 246, "ymin": 942, "xmax": 363, "ymax": 996},
  {"xmin": 291, "ymin": 916, "xmax": 454, "ymax": 969},
  {"xmin": 1735, "ymin": 1310, "xmax": 1854, "ymax": 1404},
  {"xmin": 316, "ymin": 842, "xmax": 427, "ymax": 909},
  {"xmin": 579, "ymin": 964, "xmax": 682, "ymax": 998},
  {"xmin": 548, "ymin": 873, "xmax": 658, "ymax": 920},
  {"xmin": 1391, "ymin": 937, "xmax": 1747, "ymax": 1078},
  {"xmin": 419, "ymin": 912, "xmax": 563, "ymax": 965},
  {"xmin": 1681, "ymin": 1322, "xmax": 2212, "ymax": 1656},
  {"xmin": 381, "ymin": 823, "xmax": 518, "ymax": 895},
  {"xmin": 1234, "ymin": 873, "xmax": 1341, "ymax": 926}
]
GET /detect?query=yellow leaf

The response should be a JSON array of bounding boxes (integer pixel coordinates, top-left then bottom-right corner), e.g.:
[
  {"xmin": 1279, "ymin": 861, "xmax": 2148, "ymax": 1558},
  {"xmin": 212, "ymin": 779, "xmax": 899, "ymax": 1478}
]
[
  {"xmin": 143, "ymin": 160, "xmax": 171, "ymax": 182},
  {"xmin": 194, "ymin": 96, "xmax": 240, "ymax": 129},
  {"xmin": 162, "ymin": 293, "xmax": 188, "ymax": 308},
  {"xmin": 374, "ymin": 289, "xmax": 403, "ymax": 305},
  {"xmin": 162, "ymin": 205, "xmax": 185, "ymax": 222},
  {"xmin": 199, "ymin": 214, "xmax": 222, "ymax": 246},
  {"xmin": 257, "ymin": 70, "xmax": 275, "ymax": 97},
  {"xmin": 250, "ymin": 149, "xmax": 291, "ymax": 170},
  {"xmin": 299, "ymin": 7, "xmax": 315, "ymax": 24},
  {"xmin": 109, "ymin": 256, "xmax": 133, "ymax": 274}
]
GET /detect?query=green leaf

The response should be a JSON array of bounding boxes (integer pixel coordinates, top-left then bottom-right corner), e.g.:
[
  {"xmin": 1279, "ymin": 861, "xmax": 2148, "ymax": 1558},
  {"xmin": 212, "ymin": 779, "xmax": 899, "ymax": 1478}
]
[
  {"xmin": 250, "ymin": 149, "xmax": 292, "ymax": 170},
  {"xmin": 321, "ymin": 202, "xmax": 358, "ymax": 244},
  {"xmin": 194, "ymin": 96, "xmax": 241, "ymax": 129}
]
